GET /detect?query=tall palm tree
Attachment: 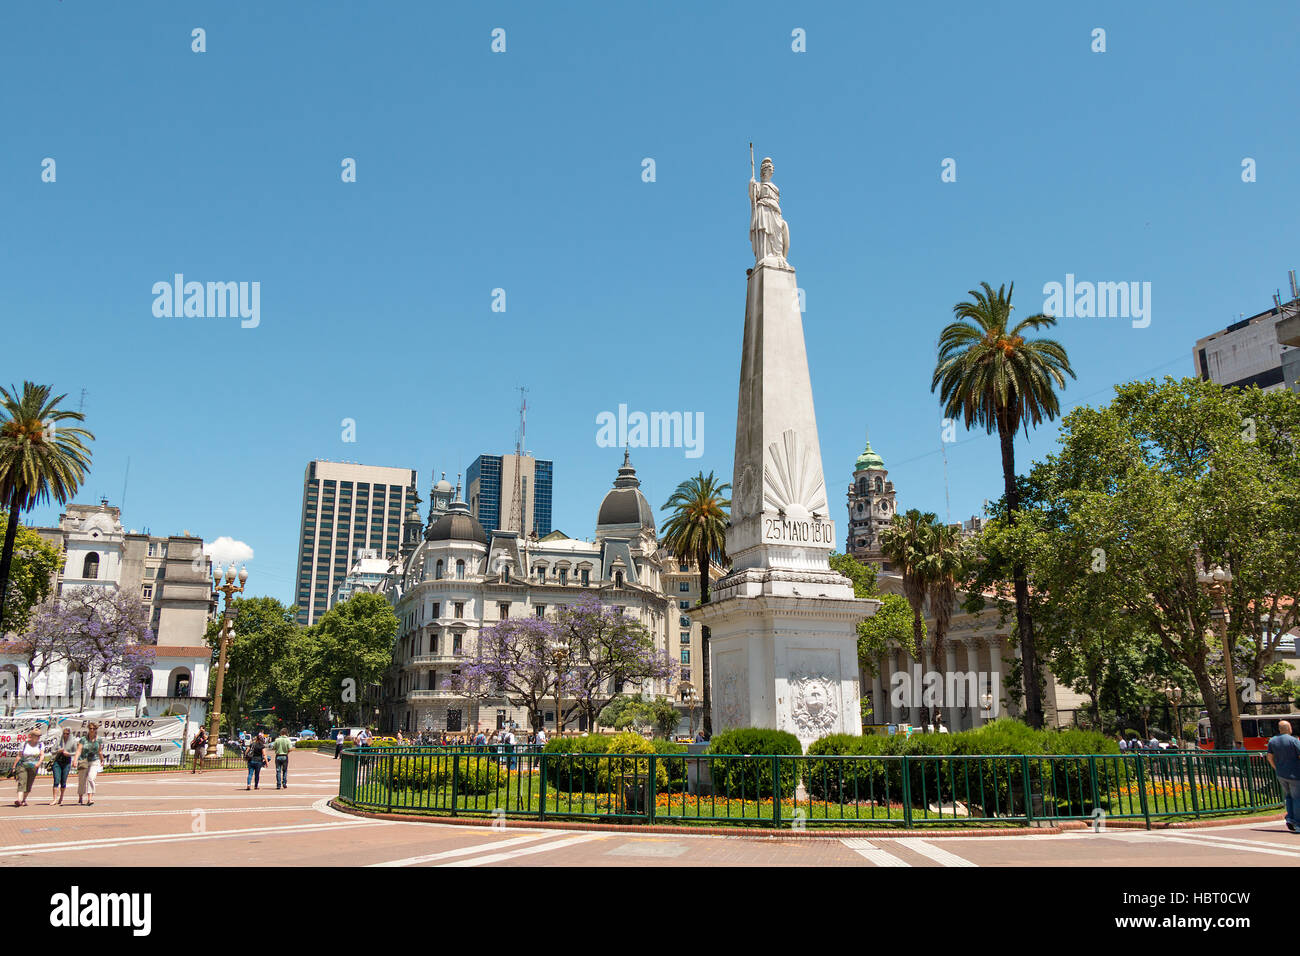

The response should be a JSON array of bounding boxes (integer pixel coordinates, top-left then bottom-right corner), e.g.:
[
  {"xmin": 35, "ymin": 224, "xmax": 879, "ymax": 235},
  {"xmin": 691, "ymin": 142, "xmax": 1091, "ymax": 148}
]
[
  {"xmin": 879, "ymin": 509, "xmax": 938, "ymax": 673},
  {"xmin": 660, "ymin": 471, "xmax": 730, "ymax": 736},
  {"xmin": 925, "ymin": 522, "xmax": 968, "ymax": 723},
  {"xmin": 931, "ymin": 282, "xmax": 1074, "ymax": 728},
  {"xmin": 0, "ymin": 383, "xmax": 94, "ymax": 631}
]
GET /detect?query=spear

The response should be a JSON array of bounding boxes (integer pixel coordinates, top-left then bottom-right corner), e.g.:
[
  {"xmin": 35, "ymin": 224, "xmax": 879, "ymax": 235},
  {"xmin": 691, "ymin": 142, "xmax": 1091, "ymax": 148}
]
[{"xmin": 749, "ymin": 142, "xmax": 755, "ymax": 180}]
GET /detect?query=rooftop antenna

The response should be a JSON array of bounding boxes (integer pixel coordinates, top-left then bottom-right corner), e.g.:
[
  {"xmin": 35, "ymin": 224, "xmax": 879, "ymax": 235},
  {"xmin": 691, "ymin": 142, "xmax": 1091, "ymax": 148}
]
[
  {"xmin": 120, "ymin": 457, "xmax": 130, "ymax": 513},
  {"xmin": 941, "ymin": 438, "xmax": 951, "ymax": 525},
  {"xmin": 78, "ymin": 388, "xmax": 86, "ymax": 414},
  {"xmin": 509, "ymin": 386, "xmax": 528, "ymax": 534},
  {"xmin": 1290, "ymin": 269, "xmax": 1298, "ymax": 300}
]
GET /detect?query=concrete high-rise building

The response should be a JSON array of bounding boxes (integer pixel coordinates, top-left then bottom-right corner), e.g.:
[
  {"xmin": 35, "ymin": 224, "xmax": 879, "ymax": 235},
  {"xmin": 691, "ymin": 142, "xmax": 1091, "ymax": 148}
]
[
  {"xmin": 466, "ymin": 454, "xmax": 553, "ymax": 538},
  {"xmin": 295, "ymin": 460, "xmax": 419, "ymax": 625},
  {"xmin": 1194, "ymin": 304, "xmax": 1297, "ymax": 392}
]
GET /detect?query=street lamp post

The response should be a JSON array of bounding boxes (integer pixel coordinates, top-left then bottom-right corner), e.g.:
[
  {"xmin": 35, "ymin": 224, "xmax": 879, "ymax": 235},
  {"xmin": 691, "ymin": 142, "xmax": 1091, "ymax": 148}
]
[
  {"xmin": 1197, "ymin": 564, "xmax": 1243, "ymax": 749},
  {"xmin": 1164, "ymin": 684, "xmax": 1184, "ymax": 743},
  {"xmin": 207, "ymin": 564, "xmax": 247, "ymax": 763},
  {"xmin": 680, "ymin": 681, "xmax": 698, "ymax": 739}
]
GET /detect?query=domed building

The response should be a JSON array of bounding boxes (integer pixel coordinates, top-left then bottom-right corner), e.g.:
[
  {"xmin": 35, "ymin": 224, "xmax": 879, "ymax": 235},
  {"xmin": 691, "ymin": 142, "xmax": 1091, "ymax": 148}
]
[{"xmin": 382, "ymin": 455, "xmax": 673, "ymax": 736}]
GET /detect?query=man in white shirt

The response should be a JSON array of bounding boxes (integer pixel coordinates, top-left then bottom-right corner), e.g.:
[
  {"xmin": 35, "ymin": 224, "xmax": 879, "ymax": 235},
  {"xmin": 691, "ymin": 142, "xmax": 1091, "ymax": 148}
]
[
  {"xmin": 535, "ymin": 728, "xmax": 548, "ymax": 748},
  {"xmin": 334, "ymin": 731, "xmax": 345, "ymax": 759}
]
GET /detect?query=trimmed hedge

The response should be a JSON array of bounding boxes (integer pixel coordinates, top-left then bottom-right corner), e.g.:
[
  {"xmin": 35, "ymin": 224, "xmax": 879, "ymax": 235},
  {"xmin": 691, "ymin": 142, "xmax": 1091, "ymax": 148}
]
[
  {"xmin": 540, "ymin": 734, "xmax": 689, "ymax": 794},
  {"xmin": 707, "ymin": 728, "xmax": 803, "ymax": 799},
  {"xmin": 803, "ymin": 720, "xmax": 1118, "ymax": 813},
  {"xmin": 388, "ymin": 754, "xmax": 502, "ymax": 795}
]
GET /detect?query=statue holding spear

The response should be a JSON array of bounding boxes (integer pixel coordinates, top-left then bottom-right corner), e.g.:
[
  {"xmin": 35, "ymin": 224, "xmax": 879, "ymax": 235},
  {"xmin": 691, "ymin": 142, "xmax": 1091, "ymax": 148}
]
[{"xmin": 748, "ymin": 146, "xmax": 790, "ymax": 267}]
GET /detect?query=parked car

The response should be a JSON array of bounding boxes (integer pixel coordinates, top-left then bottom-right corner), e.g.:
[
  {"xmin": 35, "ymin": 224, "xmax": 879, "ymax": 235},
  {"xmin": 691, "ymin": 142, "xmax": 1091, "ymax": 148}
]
[{"xmin": 298, "ymin": 729, "xmax": 318, "ymax": 740}]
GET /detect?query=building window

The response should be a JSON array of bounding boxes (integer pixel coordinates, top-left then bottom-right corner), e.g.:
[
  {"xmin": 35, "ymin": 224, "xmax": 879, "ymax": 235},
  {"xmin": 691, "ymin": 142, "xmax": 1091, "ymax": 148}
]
[
  {"xmin": 142, "ymin": 585, "xmax": 153, "ymax": 600},
  {"xmin": 446, "ymin": 709, "xmax": 462, "ymax": 732},
  {"xmin": 453, "ymin": 633, "xmax": 463, "ymax": 655},
  {"xmin": 82, "ymin": 553, "xmax": 100, "ymax": 579},
  {"xmin": 536, "ymin": 605, "xmax": 546, "ymax": 618},
  {"xmin": 456, "ymin": 559, "xmax": 465, "ymax": 580},
  {"xmin": 499, "ymin": 602, "xmax": 510, "ymax": 619},
  {"xmin": 147, "ymin": 542, "xmax": 156, "ymax": 557},
  {"xmin": 679, "ymin": 616, "xmax": 690, "ymax": 627},
  {"xmin": 431, "ymin": 602, "xmax": 440, "ymax": 619},
  {"xmin": 679, "ymin": 563, "xmax": 689, "ymax": 572},
  {"xmin": 615, "ymin": 571, "xmax": 624, "ymax": 587},
  {"xmin": 580, "ymin": 568, "xmax": 590, "ymax": 586},
  {"xmin": 678, "ymin": 582, "xmax": 689, "ymax": 593},
  {"xmin": 681, "ymin": 631, "xmax": 691, "ymax": 644},
  {"xmin": 558, "ymin": 568, "xmax": 568, "ymax": 585},
  {"xmin": 435, "ymin": 560, "xmax": 444, "ymax": 579},
  {"xmin": 680, "ymin": 649, "xmax": 690, "ymax": 664},
  {"xmin": 454, "ymin": 602, "xmax": 464, "ymax": 618},
  {"xmin": 680, "ymin": 667, "xmax": 691, "ymax": 682},
  {"xmin": 679, "ymin": 600, "xmax": 690, "ymax": 610}
]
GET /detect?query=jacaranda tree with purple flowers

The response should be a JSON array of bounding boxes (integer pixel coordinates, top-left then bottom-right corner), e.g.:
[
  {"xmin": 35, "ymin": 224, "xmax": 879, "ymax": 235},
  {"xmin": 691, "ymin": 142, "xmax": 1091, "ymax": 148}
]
[
  {"xmin": 448, "ymin": 615, "xmax": 570, "ymax": 732},
  {"xmin": 554, "ymin": 597, "xmax": 674, "ymax": 734},
  {"xmin": 25, "ymin": 585, "xmax": 154, "ymax": 708}
]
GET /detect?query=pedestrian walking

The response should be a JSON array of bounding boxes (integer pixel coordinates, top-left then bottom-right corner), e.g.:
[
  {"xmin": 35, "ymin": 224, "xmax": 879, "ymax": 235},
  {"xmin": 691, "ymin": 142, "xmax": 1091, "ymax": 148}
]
[
  {"xmin": 334, "ymin": 730, "xmax": 345, "ymax": 759},
  {"xmin": 11, "ymin": 727, "xmax": 43, "ymax": 807},
  {"xmin": 272, "ymin": 728, "xmax": 292, "ymax": 789},
  {"xmin": 73, "ymin": 723, "xmax": 103, "ymax": 806},
  {"xmin": 190, "ymin": 727, "xmax": 208, "ymax": 773},
  {"xmin": 245, "ymin": 733, "xmax": 267, "ymax": 790},
  {"xmin": 1266, "ymin": 719, "xmax": 1300, "ymax": 833},
  {"xmin": 49, "ymin": 728, "xmax": 74, "ymax": 805}
]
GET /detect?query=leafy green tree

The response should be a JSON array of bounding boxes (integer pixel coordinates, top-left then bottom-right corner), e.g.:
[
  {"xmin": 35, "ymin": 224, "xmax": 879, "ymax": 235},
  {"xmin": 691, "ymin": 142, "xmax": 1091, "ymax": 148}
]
[
  {"xmin": 0, "ymin": 520, "xmax": 60, "ymax": 636},
  {"xmin": 1004, "ymin": 376, "xmax": 1300, "ymax": 748},
  {"xmin": 857, "ymin": 593, "xmax": 920, "ymax": 680},
  {"xmin": 205, "ymin": 596, "xmax": 302, "ymax": 735},
  {"xmin": 829, "ymin": 551, "xmax": 877, "ymax": 597},
  {"xmin": 660, "ymin": 470, "xmax": 730, "ymax": 736},
  {"xmin": 312, "ymin": 592, "xmax": 399, "ymax": 728},
  {"xmin": 932, "ymin": 282, "xmax": 1075, "ymax": 728},
  {"xmin": 0, "ymin": 383, "xmax": 93, "ymax": 629}
]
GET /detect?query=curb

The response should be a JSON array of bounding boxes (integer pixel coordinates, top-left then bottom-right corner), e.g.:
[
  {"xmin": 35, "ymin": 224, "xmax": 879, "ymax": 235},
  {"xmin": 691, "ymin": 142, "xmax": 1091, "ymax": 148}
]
[{"xmin": 327, "ymin": 799, "xmax": 1066, "ymax": 838}]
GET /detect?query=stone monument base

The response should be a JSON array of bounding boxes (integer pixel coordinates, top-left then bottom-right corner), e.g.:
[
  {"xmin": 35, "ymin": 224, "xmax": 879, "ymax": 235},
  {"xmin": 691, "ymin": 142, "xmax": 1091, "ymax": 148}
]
[{"xmin": 694, "ymin": 583, "xmax": 878, "ymax": 751}]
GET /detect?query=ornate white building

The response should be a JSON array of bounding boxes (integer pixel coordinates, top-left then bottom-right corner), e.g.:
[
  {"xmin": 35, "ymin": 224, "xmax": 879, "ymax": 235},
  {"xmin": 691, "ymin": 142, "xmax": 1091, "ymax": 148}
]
[
  {"xmin": 382, "ymin": 455, "xmax": 675, "ymax": 735},
  {"xmin": 845, "ymin": 437, "xmax": 897, "ymax": 568}
]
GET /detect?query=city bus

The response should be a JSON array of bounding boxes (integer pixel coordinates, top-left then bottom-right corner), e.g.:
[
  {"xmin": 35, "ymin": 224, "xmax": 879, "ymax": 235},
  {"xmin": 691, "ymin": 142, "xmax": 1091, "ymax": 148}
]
[{"xmin": 1196, "ymin": 713, "xmax": 1300, "ymax": 750}]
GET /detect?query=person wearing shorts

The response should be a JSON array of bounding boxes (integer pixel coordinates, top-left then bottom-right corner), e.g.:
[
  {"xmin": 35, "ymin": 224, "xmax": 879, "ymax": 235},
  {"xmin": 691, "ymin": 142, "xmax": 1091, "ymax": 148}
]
[
  {"xmin": 11, "ymin": 728, "xmax": 43, "ymax": 807},
  {"xmin": 74, "ymin": 723, "xmax": 103, "ymax": 806},
  {"xmin": 190, "ymin": 728, "xmax": 208, "ymax": 773},
  {"xmin": 49, "ymin": 728, "xmax": 74, "ymax": 805}
]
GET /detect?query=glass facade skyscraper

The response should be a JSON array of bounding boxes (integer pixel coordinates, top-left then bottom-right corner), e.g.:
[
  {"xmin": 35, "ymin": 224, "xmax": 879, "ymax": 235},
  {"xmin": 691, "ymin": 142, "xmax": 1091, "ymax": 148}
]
[{"xmin": 467, "ymin": 453, "xmax": 553, "ymax": 537}]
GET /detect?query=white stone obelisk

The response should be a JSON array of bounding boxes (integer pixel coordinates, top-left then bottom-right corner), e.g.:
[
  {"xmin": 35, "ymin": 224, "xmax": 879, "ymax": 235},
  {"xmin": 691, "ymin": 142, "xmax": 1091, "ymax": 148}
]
[{"xmin": 693, "ymin": 156, "xmax": 878, "ymax": 749}]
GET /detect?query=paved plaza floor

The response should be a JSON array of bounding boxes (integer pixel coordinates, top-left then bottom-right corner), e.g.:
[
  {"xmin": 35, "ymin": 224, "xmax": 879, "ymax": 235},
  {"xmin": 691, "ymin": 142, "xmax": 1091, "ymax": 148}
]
[{"xmin": 2, "ymin": 750, "xmax": 1298, "ymax": 867}]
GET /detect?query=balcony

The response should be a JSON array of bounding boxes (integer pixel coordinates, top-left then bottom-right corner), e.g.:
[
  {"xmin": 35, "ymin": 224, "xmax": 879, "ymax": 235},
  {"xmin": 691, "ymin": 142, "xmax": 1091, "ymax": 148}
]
[
  {"xmin": 406, "ymin": 689, "xmax": 462, "ymax": 700},
  {"xmin": 406, "ymin": 653, "xmax": 465, "ymax": 667}
]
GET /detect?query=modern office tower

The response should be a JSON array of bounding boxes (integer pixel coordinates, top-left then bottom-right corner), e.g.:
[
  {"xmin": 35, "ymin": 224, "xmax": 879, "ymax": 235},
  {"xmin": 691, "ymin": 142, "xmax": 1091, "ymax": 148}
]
[
  {"xmin": 295, "ymin": 460, "xmax": 419, "ymax": 625},
  {"xmin": 466, "ymin": 453, "xmax": 553, "ymax": 537}
]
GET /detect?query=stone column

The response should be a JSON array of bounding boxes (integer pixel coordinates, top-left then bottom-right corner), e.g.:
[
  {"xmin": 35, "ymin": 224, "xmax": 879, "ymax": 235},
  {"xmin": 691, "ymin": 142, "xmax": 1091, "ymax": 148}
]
[
  {"xmin": 870, "ymin": 666, "xmax": 883, "ymax": 728},
  {"xmin": 944, "ymin": 644, "xmax": 958, "ymax": 731}
]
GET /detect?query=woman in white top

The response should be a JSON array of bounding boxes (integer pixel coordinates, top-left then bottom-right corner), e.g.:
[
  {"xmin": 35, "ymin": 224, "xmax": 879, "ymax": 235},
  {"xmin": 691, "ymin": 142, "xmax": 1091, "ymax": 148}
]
[{"xmin": 12, "ymin": 728, "xmax": 44, "ymax": 807}]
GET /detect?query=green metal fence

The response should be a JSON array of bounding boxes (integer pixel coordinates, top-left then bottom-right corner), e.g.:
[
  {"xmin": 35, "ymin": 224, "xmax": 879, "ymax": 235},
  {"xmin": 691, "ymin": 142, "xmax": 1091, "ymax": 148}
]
[{"xmin": 335, "ymin": 747, "xmax": 1284, "ymax": 829}]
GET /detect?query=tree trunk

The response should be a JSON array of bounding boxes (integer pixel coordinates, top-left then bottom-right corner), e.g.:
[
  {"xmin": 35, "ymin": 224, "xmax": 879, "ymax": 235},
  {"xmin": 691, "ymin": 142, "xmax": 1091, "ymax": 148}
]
[
  {"xmin": 699, "ymin": 545, "xmax": 712, "ymax": 737},
  {"xmin": 998, "ymin": 416, "xmax": 1044, "ymax": 729},
  {"xmin": 0, "ymin": 488, "xmax": 23, "ymax": 634},
  {"xmin": 1190, "ymin": 664, "xmax": 1234, "ymax": 751}
]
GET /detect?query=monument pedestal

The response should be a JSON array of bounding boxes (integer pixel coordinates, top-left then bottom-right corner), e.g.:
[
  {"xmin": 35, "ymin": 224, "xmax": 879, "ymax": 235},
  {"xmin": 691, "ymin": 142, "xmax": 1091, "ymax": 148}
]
[{"xmin": 695, "ymin": 589, "xmax": 876, "ymax": 749}]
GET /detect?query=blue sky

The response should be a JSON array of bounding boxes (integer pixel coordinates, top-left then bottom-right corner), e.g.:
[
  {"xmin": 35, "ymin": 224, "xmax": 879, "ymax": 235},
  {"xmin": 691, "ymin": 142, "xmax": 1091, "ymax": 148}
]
[{"xmin": 4, "ymin": 1, "xmax": 1298, "ymax": 604}]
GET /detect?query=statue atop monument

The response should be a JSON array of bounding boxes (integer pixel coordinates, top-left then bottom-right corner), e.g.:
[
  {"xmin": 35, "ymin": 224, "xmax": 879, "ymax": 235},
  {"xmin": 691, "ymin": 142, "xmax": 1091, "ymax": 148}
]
[{"xmin": 749, "ymin": 155, "xmax": 790, "ymax": 268}]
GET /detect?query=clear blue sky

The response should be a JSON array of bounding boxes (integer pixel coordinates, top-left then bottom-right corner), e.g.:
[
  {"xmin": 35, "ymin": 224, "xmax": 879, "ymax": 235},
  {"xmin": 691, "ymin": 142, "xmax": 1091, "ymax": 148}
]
[{"xmin": 4, "ymin": 1, "xmax": 1298, "ymax": 604}]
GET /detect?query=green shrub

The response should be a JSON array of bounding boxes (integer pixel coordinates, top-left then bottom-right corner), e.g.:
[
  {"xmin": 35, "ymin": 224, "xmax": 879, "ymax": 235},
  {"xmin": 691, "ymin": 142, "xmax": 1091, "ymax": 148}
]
[
  {"xmin": 543, "ymin": 735, "xmax": 612, "ymax": 791},
  {"xmin": 387, "ymin": 753, "xmax": 503, "ymax": 795},
  {"xmin": 651, "ymin": 739, "xmax": 688, "ymax": 793},
  {"xmin": 599, "ymin": 732, "xmax": 667, "ymax": 792},
  {"xmin": 707, "ymin": 728, "xmax": 802, "ymax": 799}
]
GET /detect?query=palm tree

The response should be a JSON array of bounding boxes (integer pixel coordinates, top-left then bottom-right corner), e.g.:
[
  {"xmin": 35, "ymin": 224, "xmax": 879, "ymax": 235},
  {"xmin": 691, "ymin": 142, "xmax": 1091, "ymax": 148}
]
[
  {"xmin": 925, "ymin": 522, "xmax": 969, "ymax": 724},
  {"xmin": 879, "ymin": 509, "xmax": 938, "ymax": 673},
  {"xmin": 660, "ymin": 471, "xmax": 730, "ymax": 736},
  {"xmin": 0, "ymin": 383, "xmax": 94, "ymax": 631},
  {"xmin": 931, "ymin": 282, "xmax": 1074, "ymax": 728}
]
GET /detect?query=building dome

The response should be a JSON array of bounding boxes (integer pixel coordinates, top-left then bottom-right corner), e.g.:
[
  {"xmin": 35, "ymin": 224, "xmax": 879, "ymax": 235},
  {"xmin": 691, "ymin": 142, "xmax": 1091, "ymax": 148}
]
[
  {"xmin": 596, "ymin": 452, "xmax": 655, "ymax": 531},
  {"xmin": 426, "ymin": 498, "xmax": 489, "ymax": 545},
  {"xmin": 434, "ymin": 476, "xmax": 454, "ymax": 494},
  {"xmin": 854, "ymin": 439, "xmax": 884, "ymax": 472}
]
